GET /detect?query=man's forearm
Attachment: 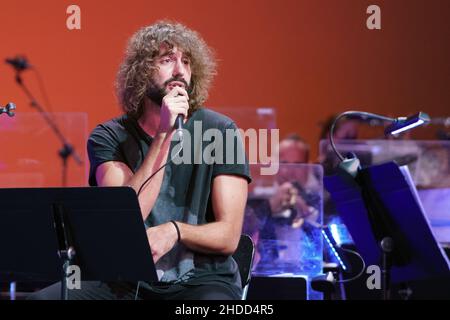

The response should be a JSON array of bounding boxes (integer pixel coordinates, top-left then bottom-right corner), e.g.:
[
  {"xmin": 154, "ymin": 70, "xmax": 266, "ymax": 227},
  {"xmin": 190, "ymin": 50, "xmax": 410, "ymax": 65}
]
[
  {"xmin": 145, "ymin": 173, "xmax": 248, "ymax": 262},
  {"xmin": 176, "ymin": 221, "xmax": 242, "ymax": 256},
  {"xmin": 172, "ymin": 175, "xmax": 248, "ymax": 256}
]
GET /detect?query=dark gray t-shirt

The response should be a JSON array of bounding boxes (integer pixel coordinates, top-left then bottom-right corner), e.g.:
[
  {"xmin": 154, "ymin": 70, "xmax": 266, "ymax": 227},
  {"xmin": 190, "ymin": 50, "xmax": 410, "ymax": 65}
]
[{"xmin": 87, "ymin": 108, "xmax": 251, "ymax": 293}]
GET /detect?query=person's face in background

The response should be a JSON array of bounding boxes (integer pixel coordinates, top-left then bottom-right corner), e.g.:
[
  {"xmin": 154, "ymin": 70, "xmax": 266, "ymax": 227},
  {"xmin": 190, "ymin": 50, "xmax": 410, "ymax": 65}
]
[
  {"xmin": 334, "ymin": 120, "xmax": 359, "ymax": 140},
  {"xmin": 277, "ymin": 139, "xmax": 310, "ymax": 185},
  {"xmin": 279, "ymin": 140, "xmax": 309, "ymax": 164}
]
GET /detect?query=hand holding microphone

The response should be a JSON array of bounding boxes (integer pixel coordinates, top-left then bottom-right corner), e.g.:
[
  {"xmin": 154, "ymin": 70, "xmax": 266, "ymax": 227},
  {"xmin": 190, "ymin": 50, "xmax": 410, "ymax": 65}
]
[
  {"xmin": 137, "ymin": 85, "xmax": 189, "ymax": 196},
  {"xmin": 158, "ymin": 86, "xmax": 189, "ymax": 136}
]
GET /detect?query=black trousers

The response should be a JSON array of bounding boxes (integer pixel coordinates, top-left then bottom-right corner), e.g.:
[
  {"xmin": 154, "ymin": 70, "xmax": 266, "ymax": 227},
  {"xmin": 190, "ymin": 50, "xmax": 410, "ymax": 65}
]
[{"xmin": 27, "ymin": 281, "xmax": 241, "ymax": 300}]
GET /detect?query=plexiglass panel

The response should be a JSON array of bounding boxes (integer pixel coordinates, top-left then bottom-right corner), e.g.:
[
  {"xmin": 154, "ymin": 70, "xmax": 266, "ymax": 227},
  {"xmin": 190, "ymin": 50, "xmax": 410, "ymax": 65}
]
[
  {"xmin": 0, "ymin": 112, "xmax": 88, "ymax": 187},
  {"xmin": 244, "ymin": 163, "xmax": 323, "ymax": 278}
]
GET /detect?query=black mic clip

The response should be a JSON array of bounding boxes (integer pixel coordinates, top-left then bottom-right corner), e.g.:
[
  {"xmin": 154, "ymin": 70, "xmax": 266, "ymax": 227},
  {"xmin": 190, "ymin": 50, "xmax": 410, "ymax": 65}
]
[{"xmin": 5, "ymin": 56, "xmax": 31, "ymax": 72}]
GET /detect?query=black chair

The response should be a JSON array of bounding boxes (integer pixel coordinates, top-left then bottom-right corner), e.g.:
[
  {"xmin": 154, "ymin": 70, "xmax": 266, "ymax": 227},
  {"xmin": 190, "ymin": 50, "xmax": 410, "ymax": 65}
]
[{"xmin": 232, "ymin": 234, "xmax": 255, "ymax": 300}]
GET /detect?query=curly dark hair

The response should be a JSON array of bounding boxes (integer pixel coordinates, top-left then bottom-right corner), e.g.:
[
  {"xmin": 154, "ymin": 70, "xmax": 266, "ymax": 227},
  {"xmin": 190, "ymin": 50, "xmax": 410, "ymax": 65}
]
[{"xmin": 116, "ymin": 21, "xmax": 217, "ymax": 118}]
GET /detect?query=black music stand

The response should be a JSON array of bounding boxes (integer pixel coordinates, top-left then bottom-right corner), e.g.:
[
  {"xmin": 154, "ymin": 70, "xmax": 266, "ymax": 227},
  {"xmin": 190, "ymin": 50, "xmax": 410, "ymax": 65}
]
[
  {"xmin": 0, "ymin": 187, "xmax": 157, "ymax": 300},
  {"xmin": 324, "ymin": 161, "xmax": 450, "ymax": 299}
]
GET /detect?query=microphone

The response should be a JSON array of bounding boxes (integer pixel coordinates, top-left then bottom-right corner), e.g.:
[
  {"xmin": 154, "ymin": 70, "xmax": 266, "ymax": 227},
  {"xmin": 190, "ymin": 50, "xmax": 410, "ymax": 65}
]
[
  {"xmin": 0, "ymin": 102, "xmax": 16, "ymax": 117},
  {"xmin": 5, "ymin": 56, "xmax": 31, "ymax": 71},
  {"xmin": 175, "ymin": 114, "xmax": 184, "ymax": 138}
]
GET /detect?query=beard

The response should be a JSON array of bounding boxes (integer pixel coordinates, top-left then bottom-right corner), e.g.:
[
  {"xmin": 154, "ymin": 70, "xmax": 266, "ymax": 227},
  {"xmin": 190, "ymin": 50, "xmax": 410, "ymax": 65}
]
[
  {"xmin": 146, "ymin": 76, "xmax": 193, "ymax": 107},
  {"xmin": 146, "ymin": 83, "xmax": 166, "ymax": 106}
]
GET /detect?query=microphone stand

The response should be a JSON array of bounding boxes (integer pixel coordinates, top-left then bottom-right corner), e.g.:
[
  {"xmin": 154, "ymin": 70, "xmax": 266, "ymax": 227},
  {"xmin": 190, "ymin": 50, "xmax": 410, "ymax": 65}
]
[{"xmin": 14, "ymin": 72, "xmax": 83, "ymax": 187}]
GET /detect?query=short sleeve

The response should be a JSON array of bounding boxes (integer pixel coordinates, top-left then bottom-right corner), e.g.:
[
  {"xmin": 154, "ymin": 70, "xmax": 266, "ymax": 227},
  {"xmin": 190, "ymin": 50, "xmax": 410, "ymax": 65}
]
[
  {"xmin": 86, "ymin": 125, "xmax": 126, "ymax": 186},
  {"xmin": 211, "ymin": 121, "xmax": 252, "ymax": 184}
]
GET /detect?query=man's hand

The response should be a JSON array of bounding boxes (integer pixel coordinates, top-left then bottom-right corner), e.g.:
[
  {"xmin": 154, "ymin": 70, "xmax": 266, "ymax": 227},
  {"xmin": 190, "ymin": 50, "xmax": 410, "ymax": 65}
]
[
  {"xmin": 269, "ymin": 181, "xmax": 313, "ymax": 223},
  {"xmin": 146, "ymin": 221, "xmax": 179, "ymax": 263},
  {"xmin": 158, "ymin": 86, "xmax": 189, "ymax": 134},
  {"xmin": 269, "ymin": 182, "xmax": 298, "ymax": 213}
]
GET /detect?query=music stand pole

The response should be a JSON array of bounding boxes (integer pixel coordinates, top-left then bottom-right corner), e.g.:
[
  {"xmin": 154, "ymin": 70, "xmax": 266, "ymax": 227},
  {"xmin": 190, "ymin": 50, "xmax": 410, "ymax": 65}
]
[
  {"xmin": 380, "ymin": 237, "xmax": 393, "ymax": 300},
  {"xmin": 52, "ymin": 203, "xmax": 76, "ymax": 300}
]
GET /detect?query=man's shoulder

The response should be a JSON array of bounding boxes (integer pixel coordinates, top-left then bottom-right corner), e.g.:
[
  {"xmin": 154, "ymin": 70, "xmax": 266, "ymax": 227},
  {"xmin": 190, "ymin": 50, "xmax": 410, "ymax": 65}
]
[
  {"xmin": 89, "ymin": 114, "xmax": 130, "ymax": 139},
  {"xmin": 191, "ymin": 108, "xmax": 236, "ymax": 129}
]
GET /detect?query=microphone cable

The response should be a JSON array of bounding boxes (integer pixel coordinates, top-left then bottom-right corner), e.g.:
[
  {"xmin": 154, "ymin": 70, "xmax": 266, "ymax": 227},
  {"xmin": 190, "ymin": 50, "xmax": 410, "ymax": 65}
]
[{"xmin": 136, "ymin": 134, "xmax": 184, "ymax": 197}]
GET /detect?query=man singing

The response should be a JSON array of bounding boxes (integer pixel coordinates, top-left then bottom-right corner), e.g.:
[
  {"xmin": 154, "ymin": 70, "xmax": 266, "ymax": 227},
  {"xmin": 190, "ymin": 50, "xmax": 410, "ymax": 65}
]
[{"xmin": 31, "ymin": 21, "xmax": 251, "ymax": 300}]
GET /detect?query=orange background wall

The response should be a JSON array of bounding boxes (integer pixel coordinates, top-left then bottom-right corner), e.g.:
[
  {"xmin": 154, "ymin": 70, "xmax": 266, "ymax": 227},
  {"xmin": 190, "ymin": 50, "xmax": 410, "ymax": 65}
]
[{"xmin": 0, "ymin": 0, "xmax": 449, "ymax": 185}]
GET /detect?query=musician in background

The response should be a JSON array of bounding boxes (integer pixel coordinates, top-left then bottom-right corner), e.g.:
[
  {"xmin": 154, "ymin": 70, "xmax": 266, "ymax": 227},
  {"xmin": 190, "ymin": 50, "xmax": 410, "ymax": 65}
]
[{"xmin": 244, "ymin": 134, "xmax": 320, "ymax": 272}]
